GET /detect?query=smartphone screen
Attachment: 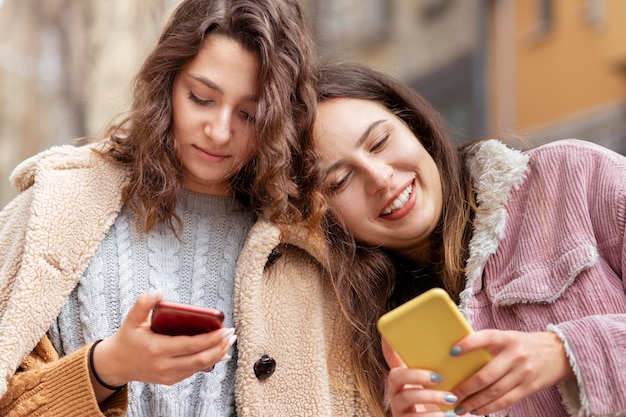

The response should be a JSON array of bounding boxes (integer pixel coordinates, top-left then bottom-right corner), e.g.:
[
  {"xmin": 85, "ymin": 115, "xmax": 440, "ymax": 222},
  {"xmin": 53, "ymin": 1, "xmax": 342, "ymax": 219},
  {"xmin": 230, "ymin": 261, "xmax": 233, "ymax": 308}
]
[{"xmin": 150, "ymin": 301, "xmax": 224, "ymax": 336}]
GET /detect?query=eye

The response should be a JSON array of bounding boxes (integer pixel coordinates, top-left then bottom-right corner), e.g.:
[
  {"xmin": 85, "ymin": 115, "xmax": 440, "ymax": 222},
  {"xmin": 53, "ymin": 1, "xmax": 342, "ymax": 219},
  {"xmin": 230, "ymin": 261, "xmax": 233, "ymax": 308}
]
[
  {"xmin": 328, "ymin": 171, "xmax": 351, "ymax": 194},
  {"xmin": 240, "ymin": 110, "xmax": 256, "ymax": 123},
  {"xmin": 370, "ymin": 131, "xmax": 390, "ymax": 153},
  {"xmin": 187, "ymin": 91, "xmax": 213, "ymax": 105}
]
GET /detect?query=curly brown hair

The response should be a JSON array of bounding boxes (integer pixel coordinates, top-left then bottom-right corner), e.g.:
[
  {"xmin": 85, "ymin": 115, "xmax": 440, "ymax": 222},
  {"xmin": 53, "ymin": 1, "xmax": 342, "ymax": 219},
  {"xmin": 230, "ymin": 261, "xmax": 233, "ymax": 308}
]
[
  {"xmin": 98, "ymin": 0, "xmax": 316, "ymax": 233},
  {"xmin": 300, "ymin": 61, "xmax": 476, "ymax": 416}
]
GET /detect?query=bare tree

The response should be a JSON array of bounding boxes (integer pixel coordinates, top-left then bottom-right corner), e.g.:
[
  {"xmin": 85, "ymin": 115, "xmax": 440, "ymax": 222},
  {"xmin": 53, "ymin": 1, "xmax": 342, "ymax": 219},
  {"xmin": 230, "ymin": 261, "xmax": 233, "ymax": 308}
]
[{"xmin": 0, "ymin": 0, "xmax": 179, "ymax": 206}]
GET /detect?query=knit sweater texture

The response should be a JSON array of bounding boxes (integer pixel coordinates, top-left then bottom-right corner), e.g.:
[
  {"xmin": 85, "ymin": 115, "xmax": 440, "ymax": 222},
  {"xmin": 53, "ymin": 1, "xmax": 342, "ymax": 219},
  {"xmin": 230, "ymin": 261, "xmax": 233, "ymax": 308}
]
[
  {"xmin": 48, "ymin": 190, "xmax": 255, "ymax": 416},
  {"xmin": 0, "ymin": 143, "xmax": 372, "ymax": 417},
  {"xmin": 4, "ymin": 138, "xmax": 623, "ymax": 417}
]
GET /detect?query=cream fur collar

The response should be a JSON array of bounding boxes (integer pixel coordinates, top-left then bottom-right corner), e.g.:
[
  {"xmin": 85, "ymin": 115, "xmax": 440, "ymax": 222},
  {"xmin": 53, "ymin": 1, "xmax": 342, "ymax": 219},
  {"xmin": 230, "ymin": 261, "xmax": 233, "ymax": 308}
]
[{"xmin": 458, "ymin": 140, "xmax": 529, "ymax": 320}]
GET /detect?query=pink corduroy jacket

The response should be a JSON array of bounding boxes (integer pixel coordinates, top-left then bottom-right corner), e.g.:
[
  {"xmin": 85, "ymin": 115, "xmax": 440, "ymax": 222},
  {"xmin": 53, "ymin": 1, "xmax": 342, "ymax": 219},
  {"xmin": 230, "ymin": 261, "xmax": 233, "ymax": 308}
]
[{"xmin": 459, "ymin": 139, "xmax": 626, "ymax": 417}]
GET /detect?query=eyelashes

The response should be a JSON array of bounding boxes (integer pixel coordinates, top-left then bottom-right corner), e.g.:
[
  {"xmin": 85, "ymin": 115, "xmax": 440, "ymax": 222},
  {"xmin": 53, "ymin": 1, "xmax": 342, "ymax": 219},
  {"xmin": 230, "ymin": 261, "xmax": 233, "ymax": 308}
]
[
  {"xmin": 326, "ymin": 129, "xmax": 392, "ymax": 194},
  {"xmin": 188, "ymin": 91, "xmax": 212, "ymax": 105},
  {"xmin": 187, "ymin": 91, "xmax": 256, "ymax": 123},
  {"xmin": 371, "ymin": 131, "xmax": 390, "ymax": 152}
]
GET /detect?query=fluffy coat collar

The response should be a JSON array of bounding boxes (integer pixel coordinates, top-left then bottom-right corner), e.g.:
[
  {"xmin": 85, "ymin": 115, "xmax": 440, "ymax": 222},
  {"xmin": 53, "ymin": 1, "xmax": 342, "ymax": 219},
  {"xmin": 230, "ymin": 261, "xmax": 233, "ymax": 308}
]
[{"xmin": 458, "ymin": 140, "xmax": 529, "ymax": 317}]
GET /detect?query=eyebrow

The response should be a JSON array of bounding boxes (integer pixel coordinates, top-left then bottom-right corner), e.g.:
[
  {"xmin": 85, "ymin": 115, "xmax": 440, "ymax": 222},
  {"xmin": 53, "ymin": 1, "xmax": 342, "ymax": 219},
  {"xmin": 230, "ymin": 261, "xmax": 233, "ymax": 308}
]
[
  {"xmin": 323, "ymin": 119, "xmax": 387, "ymax": 178},
  {"xmin": 358, "ymin": 119, "xmax": 386, "ymax": 147},
  {"xmin": 187, "ymin": 72, "xmax": 257, "ymax": 102}
]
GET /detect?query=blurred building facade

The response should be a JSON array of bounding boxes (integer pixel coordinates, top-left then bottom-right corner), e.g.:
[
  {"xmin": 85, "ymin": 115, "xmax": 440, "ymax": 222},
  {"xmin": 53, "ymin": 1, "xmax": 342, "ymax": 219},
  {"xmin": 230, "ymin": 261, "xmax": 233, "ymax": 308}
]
[
  {"xmin": 305, "ymin": 0, "xmax": 487, "ymax": 144},
  {"xmin": 488, "ymin": 0, "xmax": 626, "ymax": 153},
  {"xmin": 305, "ymin": 0, "xmax": 626, "ymax": 152},
  {"xmin": 1, "ymin": 0, "xmax": 625, "ymax": 207}
]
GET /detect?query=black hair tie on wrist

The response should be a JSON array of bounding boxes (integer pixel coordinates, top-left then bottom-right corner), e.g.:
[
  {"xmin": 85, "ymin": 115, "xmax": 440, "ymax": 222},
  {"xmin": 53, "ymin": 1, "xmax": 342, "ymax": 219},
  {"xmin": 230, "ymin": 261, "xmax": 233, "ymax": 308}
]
[{"xmin": 88, "ymin": 339, "xmax": 127, "ymax": 391}]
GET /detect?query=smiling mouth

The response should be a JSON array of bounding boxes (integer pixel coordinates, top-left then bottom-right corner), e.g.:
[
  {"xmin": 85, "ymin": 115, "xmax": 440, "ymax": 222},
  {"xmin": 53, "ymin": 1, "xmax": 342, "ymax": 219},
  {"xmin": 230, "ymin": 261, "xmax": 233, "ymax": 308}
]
[{"xmin": 381, "ymin": 183, "xmax": 413, "ymax": 216}]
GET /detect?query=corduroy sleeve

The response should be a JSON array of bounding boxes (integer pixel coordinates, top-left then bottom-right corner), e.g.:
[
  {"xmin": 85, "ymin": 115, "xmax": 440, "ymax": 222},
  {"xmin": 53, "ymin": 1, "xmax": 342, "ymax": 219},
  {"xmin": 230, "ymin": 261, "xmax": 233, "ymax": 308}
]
[{"xmin": 0, "ymin": 337, "xmax": 127, "ymax": 417}]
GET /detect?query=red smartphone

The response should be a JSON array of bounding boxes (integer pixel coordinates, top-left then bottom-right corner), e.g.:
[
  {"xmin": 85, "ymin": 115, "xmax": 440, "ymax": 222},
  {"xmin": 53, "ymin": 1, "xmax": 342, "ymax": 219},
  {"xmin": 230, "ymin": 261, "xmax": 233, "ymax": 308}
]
[{"xmin": 150, "ymin": 301, "xmax": 224, "ymax": 336}]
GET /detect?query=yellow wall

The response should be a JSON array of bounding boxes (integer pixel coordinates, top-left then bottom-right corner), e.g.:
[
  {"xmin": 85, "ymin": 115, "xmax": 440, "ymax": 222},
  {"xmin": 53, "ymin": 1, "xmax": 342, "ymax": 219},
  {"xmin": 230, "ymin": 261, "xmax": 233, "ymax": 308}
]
[{"xmin": 514, "ymin": 0, "xmax": 626, "ymax": 130}]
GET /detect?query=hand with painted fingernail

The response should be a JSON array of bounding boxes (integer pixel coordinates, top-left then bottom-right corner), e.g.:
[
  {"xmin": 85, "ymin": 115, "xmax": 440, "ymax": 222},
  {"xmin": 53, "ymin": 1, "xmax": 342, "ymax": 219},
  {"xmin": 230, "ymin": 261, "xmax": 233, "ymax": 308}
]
[
  {"xmin": 91, "ymin": 291, "xmax": 236, "ymax": 403},
  {"xmin": 449, "ymin": 329, "xmax": 574, "ymax": 416},
  {"xmin": 383, "ymin": 338, "xmax": 463, "ymax": 417}
]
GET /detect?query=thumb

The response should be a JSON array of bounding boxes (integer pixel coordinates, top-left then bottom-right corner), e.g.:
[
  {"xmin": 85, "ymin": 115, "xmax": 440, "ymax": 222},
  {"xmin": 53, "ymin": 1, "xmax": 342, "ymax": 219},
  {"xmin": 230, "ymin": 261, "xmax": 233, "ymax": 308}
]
[
  {"xmin": 125, "ymin": 289, "xmax": 162, "ymax": 327},
  {"xmin": 382, "ymin": 337, "xmax": 406, "ymax": 369}
]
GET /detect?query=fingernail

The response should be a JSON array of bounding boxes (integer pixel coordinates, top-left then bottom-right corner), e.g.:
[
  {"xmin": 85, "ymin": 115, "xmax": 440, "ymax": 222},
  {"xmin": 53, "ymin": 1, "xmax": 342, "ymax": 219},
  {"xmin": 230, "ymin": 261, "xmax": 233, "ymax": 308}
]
[
  {"xmin": 454, "ymin": 406, "xmax": 465, "ymax": 414},
  {"xmin": 450, "ymin": 345, "xmax": 462, "ymax": 356},
  {"xmin": 444, "ymin": 394, "xmax": 458, "ymax": 404},
  {"xmin": 221, "ymin": 354, "xmax": 232, "ymax": 361},
  {"xmin": 430, "ymin": 372, "xmax": 443, "ymax": 383},
  {"xmin": 148, "ymin": 288, "xmax": 162, "ymax": 299},
  {"xmin": 221, "ymin": 328, "xmax": 235, "ymax": 339},
  {"xmin": 445, "ymin": 412, "xmax": 457, "ymax": 417},
  {"xmin": 202, "ymin": 365, "xmax": 214, "ymax": 372},
  {"xmin": 227, "ymin": 334, "xmax": 237, "ymax": 347}
]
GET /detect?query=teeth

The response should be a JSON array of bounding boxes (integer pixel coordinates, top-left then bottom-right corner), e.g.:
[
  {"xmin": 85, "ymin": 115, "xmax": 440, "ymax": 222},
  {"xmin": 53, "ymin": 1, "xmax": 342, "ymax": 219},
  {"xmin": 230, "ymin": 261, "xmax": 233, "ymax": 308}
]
[{"xmin": 382, "ymin": 183, "xmax": 413, "ymax": 216}]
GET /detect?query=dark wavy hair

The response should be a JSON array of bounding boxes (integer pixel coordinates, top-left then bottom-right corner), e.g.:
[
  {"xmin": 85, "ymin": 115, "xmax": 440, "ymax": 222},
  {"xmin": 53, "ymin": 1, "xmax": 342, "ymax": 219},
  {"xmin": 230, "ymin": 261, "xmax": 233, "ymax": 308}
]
[
  {"xmin": 97, "ymin": 0, "xmax": 316, "ymax": 233},
  {"xmin": 300, "ymin": 61, "xmax": 475, "ymax": 416}
]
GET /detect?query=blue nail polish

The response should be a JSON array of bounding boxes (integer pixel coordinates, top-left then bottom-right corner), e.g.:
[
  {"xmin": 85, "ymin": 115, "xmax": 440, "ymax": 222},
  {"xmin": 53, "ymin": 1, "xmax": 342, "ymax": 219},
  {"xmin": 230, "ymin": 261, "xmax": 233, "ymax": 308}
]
[
  {"xmin": 450, "ymin": 345, "xmax": 462, "ymax": 356},
  {"xmin": 454, "ymin": 406, "xmax": 465, "ymax": 414},
  {"xmin": 430, "ymin": 372, "xmax": 443, "ymax": 383},
  {"xmin": 444, "ymin": 412, "xmax": 457, "ymax": 417},
  {"xmin": 444, "ymin": 394, "xmax": 458, "ymax": 403}
]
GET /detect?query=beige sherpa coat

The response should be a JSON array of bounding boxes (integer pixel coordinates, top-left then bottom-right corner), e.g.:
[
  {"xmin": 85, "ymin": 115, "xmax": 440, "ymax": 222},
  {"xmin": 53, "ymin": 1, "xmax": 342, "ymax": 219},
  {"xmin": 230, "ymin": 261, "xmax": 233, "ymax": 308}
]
[{"xmin": 0, "ymin": 144, "xmax": 371, "ymax": 417}]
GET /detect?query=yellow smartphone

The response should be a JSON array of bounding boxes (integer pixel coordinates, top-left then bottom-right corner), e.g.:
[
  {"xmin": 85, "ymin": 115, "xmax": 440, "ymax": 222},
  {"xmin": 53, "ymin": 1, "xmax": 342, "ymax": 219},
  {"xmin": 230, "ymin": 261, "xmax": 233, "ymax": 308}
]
[{"xmin": 377, "ymin": 288, "xmax": 491, "ymax": 409}]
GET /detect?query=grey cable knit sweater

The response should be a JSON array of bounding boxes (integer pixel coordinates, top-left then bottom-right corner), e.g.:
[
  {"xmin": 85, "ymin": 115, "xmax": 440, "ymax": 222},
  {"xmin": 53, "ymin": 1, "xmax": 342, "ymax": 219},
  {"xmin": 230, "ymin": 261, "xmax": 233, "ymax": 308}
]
[{"xmin": 49, "ymin": 191, "xmax": 255, "ymax": 416}]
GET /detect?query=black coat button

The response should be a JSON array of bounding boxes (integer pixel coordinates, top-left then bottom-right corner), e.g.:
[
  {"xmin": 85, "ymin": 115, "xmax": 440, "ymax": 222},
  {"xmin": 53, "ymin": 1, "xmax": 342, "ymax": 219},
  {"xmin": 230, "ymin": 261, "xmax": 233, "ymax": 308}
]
[
  {"xmin": 264, "ymin": 247, "xmax": 282, "ymax": 269},
  {"xmin": 253, "ymin": 355, "xmax": 276, "ymax": 380}
]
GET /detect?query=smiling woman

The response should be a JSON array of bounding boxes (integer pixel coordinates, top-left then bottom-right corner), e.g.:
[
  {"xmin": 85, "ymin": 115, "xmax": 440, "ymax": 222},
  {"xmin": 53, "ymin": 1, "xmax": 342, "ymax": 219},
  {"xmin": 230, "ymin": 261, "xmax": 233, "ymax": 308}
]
[
  {"xmin": 0, "ymin": 1, "xmax": 380, "ymax": 417},
  {"xmin": 313, "ymin": 97, "xmax": 442, "ymax": 258},
  {"xmin": 300, "ymin": 61, "xmax": 626, "ymax": 417}
]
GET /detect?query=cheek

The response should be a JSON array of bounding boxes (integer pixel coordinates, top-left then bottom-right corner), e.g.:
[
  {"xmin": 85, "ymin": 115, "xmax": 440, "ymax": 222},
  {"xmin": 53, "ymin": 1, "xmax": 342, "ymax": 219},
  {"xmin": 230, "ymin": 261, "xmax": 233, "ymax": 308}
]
[
  {"xmin": 242, "ymin": 133, "xmax": 257, "ymax": 158},
  {"xmin": 332, "ymin": 194, "xmax": 365, "ymax": 232},
  {"xmin": 171, "ymin": 103, "xmax": 191, "ymax": 139}
]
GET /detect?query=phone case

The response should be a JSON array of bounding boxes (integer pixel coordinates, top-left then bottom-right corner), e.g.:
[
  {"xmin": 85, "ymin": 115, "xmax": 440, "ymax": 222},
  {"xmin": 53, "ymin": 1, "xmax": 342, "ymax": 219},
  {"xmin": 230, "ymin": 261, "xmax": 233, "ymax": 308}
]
[
  {"xmin": 377, "ymin": 288, "xmax": 491, "ymax": 409},
  {"xmin": 150, "ymin": 301, "xmax": 224, "ymax": 336}
]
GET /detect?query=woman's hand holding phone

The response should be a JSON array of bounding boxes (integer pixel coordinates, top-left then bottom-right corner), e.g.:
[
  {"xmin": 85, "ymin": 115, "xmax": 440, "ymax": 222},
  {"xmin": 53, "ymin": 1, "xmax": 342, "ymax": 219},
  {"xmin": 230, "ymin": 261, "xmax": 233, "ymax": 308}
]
[
  {"xmin": 382, "ymin": 338, "xmax": 458, "ymax": 416},
  {"xmin": 89, "ymin": 291, "xmax": 235, "ymax": 402},
  {"xmin": 378, "ymin": 288, "xmax": 490, "ymax": 415},
  {"xmin": 383, "ymin": 327, "xmax": 575, "ymax": 416},
  {"xmin": 446, "ymin": 329, "xmax": 574, "ymax": 416}
]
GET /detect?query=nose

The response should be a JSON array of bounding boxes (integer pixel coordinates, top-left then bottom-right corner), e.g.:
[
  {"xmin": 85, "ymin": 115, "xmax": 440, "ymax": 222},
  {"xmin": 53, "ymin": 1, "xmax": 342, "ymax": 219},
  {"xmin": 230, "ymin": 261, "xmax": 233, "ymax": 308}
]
[
  {"xmin": 364, "ymin": 161, "xmax": 393, "ymax": 195},
  {"xmin": 205, "ymin": 108, "xmax": 232, "ymax": 144}
]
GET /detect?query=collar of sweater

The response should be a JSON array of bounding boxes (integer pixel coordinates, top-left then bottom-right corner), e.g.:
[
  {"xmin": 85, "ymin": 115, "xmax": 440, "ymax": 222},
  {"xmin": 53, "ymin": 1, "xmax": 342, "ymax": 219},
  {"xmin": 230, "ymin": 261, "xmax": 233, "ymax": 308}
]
[{"xmin": 458, "ymin": 140, "xmax": 529, "ymax": 316}]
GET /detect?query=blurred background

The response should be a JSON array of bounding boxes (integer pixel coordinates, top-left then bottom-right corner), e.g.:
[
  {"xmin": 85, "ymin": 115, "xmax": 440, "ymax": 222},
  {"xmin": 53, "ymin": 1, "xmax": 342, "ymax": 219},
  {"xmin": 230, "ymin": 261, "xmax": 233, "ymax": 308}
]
[{"xmin": 1, "ymin": 0, "xmax": 625, "ymax": 206}]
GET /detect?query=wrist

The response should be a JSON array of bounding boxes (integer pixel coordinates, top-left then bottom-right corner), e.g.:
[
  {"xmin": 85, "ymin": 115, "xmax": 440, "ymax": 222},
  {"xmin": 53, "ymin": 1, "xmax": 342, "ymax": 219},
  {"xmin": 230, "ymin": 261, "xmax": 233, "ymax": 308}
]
[
  {"xmin": 89, "ymin": 339, "xmax": 127, "ymax": 391},
  {"xmin": 546, "ymin": 331, "xmax": 575, "ymax": 381}
]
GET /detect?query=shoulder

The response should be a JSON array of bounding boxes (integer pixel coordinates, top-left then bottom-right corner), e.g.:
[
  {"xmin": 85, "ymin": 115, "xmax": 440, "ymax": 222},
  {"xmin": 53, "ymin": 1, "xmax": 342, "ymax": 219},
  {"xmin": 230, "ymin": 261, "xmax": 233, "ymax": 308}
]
[
  {"xmin": 9, "ymin": 141, "xmax": 126, "ymax": 193},
  {"xmin": 528, "ymin": 139, "xmax": 626, "ymax": 171},
  {"xmin": 531, "ymin": 138, "xmax": 622, "ymax": 155},
  {"xmin": 525, "ymin": 139, "xmax": 626, "ymax": 193},
  {"xmin": 246, "ymin": 218, "xmax": 324, "ymax": 261}
]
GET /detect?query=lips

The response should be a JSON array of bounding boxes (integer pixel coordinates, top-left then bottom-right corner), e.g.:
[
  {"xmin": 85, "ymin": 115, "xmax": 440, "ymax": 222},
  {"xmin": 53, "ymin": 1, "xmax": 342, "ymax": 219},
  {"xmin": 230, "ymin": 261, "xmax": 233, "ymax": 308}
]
[
  {"xmin": 381, "ymin": 183, "xmax": 413, "ymax": 216},
  {"xmin": 193, "ymin": 144, "xmax": 228, "ymax": 162}
]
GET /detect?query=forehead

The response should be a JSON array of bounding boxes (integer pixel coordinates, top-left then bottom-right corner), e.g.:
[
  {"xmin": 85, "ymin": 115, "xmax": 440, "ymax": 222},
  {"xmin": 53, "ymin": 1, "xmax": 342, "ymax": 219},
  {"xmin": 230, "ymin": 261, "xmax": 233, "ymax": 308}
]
[
  {"xmin": 182, "ymin": 33, "xmax": 260, "ymax": 91},
  {"xmin": 314, "ymin": 98, "xmax": 391, "ymax": 142}
]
